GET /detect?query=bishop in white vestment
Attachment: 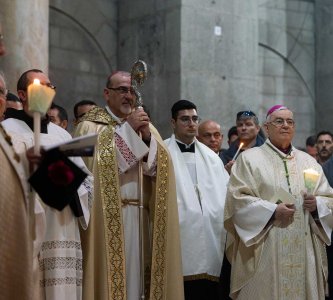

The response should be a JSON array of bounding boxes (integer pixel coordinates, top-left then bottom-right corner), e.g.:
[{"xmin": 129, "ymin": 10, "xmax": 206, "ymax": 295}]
[{"xmin": 225, "ymin": 105, "xmax": 333, "ymax": 299}]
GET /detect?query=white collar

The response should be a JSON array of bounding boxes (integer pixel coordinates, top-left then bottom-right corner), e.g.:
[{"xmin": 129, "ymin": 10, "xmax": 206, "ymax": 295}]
[{"xmin": 105, "ymin": 105, "xmax": 124, "ymax": 124}]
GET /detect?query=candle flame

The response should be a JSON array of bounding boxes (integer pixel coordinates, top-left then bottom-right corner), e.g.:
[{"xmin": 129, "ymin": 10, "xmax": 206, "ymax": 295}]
[
  {"xmin": 304, "ymin": 168, "xmax": 319, "ymax": 175},
  {"xmin": 239, "ymin": 142, "xmax": 244, "ymax": 149},
  {"xmin": 33, "ymin": 79, "xmax": 40, "ymax": 85}
]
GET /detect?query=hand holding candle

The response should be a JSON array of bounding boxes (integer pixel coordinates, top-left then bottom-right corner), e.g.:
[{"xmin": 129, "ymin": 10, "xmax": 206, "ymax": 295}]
[
  {"xmin": 232, "ymin": 142, "xmax": 244, "ymax": 161},
  {"xmin": 27, "ymin": 79, "xmax": 56, "ymax": 154},
  {"xmin": 303, "ymin": 168, "xmax": 320, "ymax": 232}
]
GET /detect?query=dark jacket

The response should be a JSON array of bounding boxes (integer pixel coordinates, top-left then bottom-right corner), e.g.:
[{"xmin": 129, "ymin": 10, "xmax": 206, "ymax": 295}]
[{"xmin": 220, "ymin": 134, "xmax": 265, "ymax": 165}]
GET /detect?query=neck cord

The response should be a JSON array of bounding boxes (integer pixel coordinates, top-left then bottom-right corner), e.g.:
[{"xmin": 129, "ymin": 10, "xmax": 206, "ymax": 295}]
[{"xmin": 266, "ymin": 143, "xmax": 292, "ymax": 194}]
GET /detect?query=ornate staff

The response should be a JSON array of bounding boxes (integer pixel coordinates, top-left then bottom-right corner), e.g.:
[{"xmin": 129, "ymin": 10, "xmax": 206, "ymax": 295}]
[{"xmin": 130, "ymin": 60, "xmax": 148, "ymax": 299}]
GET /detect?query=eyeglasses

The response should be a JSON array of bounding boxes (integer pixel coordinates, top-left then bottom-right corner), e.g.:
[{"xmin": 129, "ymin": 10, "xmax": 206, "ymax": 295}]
[
  {"xmin": 0, "ymin": 87, "xmax": 8, "ymax": 98},
  {"xmin": 269, "ymin": 118, "xmax": 295, "ymax": 128},
  {"xmin": 42, "ymin": 82, "xmax": 56, "ymax": 90},
  {"xmin": 236, "ymin": 110, "xmax": 256, "ymax": 120},
  {"xmin": 25, "ymin": 82, "xmax": 56, "ymax": 91},
  {"xmin": 177, "ymin": 115, "xmax": 201, "ymax": 125},
  {"xmin": 202, "ymin": 132, "xmax": 222, "ymax": 139},
  {"xmin": 107, "ymin": 86, "xmax": 136, "ymax": 96}
]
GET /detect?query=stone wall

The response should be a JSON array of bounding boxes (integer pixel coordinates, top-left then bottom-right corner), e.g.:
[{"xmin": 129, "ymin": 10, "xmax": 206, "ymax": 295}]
[
  {"xmin": 180, "ymin": 0, "xmax": 259, "ymax": 146},
  {"xmin": 43, "ymin": 0, "xmax": 321, "ymax": 146},
  {"xmin": 49, "ymin": 0, "xmax": 117, "ymax": 130},
  {"xmin": 258, "ymin": 0, "xmax": 315, "ymax": 148},
  {"xmin": 117, "ymin": 0, "xmax": 182, "ymax": 137},
  {"xmin": 315, "ymin": 0, "xmax": 333, "ymax": 133}
]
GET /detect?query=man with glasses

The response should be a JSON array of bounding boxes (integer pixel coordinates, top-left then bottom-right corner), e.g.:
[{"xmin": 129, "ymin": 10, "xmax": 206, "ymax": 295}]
[
  {"xmin": 165, "ymin": 100, "xmax": 229, "ymax": 300},
  {"xmin": 2, "ymin": 69, "xmax": 93, "ymax": 300},
  {"xmin": 73, "ymin": 71, "xmax": 184, "ymax": 300},
  {"xmin": 225, "ymin": 104, "xmax": 333, "ymax": 299},
  {"xmin": 221, "ymin": 110, "xmax": 265, "ymax": 173}
]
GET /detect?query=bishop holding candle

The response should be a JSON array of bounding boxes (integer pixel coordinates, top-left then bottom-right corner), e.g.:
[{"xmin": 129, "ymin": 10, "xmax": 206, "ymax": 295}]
[{"xmin": 224, "ymin": 105, "xmax": 333, "ymax": 299}]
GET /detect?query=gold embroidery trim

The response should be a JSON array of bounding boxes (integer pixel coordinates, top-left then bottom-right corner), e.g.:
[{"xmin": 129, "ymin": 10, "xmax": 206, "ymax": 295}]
[
  {"xmin": 98, "ymin": 123, "xmax": 127, "ymax": 300},
  {"xmin": 150, "ymin": 145, "xmax": 169, "ymax": 300},
  {"xmin": 184, "ymin": 273, "xmax": 219, "ymax": 282},
  {"xmin": 78, "ymin": 106, "xmax": 113, "ymax": 125},
  {"xmin": 0, "ymin": 124, "xmax": 20, "ymax": 162}
]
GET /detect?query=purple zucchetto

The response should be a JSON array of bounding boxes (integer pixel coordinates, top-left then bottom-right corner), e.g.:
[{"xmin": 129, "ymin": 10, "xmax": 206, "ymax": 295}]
[{"xmin": 266, "ymin": 105, "xmax": 288, "ymax": 119}]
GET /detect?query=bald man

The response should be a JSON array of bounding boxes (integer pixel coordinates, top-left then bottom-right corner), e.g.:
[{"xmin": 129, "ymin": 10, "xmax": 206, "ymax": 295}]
[{"xmin": 197, "ymin": 120, "xmax": 223, "ymax": 154}]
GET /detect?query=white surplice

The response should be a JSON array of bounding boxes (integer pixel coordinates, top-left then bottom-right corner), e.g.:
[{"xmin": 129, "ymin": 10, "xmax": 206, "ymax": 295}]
[
  {"xmin": 2, "ymin": 118, "xmax": 93, "ymax": 300},
  {"xmin": 165, "ymin": 135, "xmax": 229, "ymax": 279}
]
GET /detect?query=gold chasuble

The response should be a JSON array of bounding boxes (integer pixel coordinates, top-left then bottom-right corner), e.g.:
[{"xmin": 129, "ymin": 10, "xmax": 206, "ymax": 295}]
[
  {"xmin": 73, "ymin": 107, "xmax": 184, "ymax": 300},
  {"xmin": 0, "ymin": 125, "xmax": 32, "ymax": 299},
  {"xmin": 225, "ymin": 140, "xmax": 333, "ymax": 299}
]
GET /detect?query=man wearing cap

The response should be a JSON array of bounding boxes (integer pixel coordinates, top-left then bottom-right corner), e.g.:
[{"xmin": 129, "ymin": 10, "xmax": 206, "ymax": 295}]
[
  {"xmin": 73, "ymin": 71, "xmax": 183, "ymax": 300},
  {"xmin": 221, "ymin": 110, "xmax": 265, "ymax": 173},
  {"xmin": 224, "ymin": 105, "xmax": 333, "ymax": 299},
  {"xmin": 165, "ymin": 100, "xmax": 229, "ymax": 300},
  {"xmin": 2, "ymin": 69, "xmax": 93, "ymax": 300}
]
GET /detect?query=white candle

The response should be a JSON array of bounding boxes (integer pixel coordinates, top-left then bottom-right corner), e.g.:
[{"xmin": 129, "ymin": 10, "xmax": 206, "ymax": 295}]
[
  {"xmin": 27, "ymin": 78, "xmax": 56, "ymax": 155},
  {"xmin": 303, "ymin": 168, "xmax": 320, "ymax": 234},
  {"xmin": 27, "ymin": 79, "xmax": 55, "ymax": 115},
  {"xmin": 304, "ymin": 168, "xmax": 320, "ymax": 193},
  {"xmin": 33, "ymin": 112, "xmax": 40, "ymax": 155},
  {"xmin": 232, "ymin": 142, "xmax": 244, "ymax": 161}
]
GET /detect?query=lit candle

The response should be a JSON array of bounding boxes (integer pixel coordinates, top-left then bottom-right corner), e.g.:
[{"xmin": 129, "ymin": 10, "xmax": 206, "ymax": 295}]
[
  {"xmin": 232, "ymin": 142, "xmax": 244, "ymax": 161},
  {"xmin": 304, "ymin": 168, "xmax": 320, "ymax": 193},
  {"xmin": 27, "ymin": 79, "xmax": 56, "ymax": 154},
  {"xmin": 28, "ymin": 79, "xmax": 55, "ymax": 114},
  {"xmin": 303, "ymin": 168, "xmax": 320, "ymax": 233}
]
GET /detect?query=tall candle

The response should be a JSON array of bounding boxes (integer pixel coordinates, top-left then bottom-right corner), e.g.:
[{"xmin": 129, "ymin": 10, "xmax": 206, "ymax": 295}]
[{"xmin": 232, "ymin": 142, "xmax": 244, "ymax": 161}]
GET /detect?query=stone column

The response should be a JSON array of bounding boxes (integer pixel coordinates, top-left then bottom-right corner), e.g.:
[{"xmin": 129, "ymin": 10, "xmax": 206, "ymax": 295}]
[
  {"xmin": 315, "ymin": 0, "xmax": 333, "ymax": 132},
  {"xmin": 180, "ymin": 0, "xmax": 259, "ymax": 138},
  {"xmin": 0, "ymin": 0, "xmax": 49, "ymax": 92}
]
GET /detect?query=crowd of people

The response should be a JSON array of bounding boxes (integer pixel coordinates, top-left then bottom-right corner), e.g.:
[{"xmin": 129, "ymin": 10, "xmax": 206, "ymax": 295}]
[{"xmin": 2, "ymin": 29, "xmax": 333, "ymax": 300}]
